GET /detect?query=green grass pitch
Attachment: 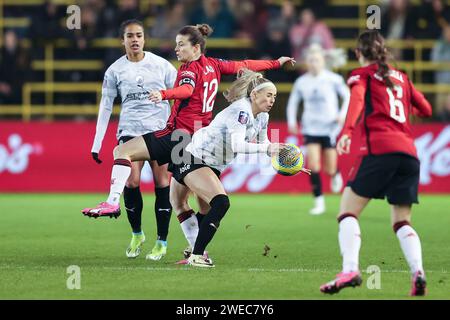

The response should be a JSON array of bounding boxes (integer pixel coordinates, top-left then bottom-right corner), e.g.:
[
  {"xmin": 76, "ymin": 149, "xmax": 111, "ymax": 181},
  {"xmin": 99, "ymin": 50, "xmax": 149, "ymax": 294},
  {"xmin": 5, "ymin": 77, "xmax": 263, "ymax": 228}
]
[{"xmin": 0, "ymin": 193, "xmax": 449, "ymax": 299}]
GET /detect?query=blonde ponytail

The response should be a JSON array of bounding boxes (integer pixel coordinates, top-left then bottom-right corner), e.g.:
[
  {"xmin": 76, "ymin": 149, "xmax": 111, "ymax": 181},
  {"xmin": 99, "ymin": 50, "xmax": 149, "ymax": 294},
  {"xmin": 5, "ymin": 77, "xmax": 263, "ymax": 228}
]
[{"xmin": 223, "ymin": 69, "xmax": 271, "ymax": 103}]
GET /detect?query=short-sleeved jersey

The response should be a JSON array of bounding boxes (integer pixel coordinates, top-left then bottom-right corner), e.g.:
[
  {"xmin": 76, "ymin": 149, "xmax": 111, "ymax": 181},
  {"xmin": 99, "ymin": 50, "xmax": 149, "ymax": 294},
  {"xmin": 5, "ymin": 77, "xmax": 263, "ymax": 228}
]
[
  {"xmin": 286, "ymin": 69, "xmax": 350, "ymax": 136},
  {"xmin": 345, "ymin": 63, "xmax": 431, "ymax": 158},
  {"xmin": 102, "ymin": 52, "xmax": 177, "ymax": 138},
  {"xmin": 186, "ymin": 97, "xmax": 269, "ymax": 173},
  {"xmin": 157, "ymin": 55, "xmax": 240, "ymax": 136}
]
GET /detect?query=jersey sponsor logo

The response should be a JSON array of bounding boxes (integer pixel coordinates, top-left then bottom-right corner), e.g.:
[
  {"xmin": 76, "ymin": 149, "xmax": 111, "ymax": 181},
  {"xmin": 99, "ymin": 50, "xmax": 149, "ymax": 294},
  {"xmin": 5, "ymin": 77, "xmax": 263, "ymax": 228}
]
[
  {"xmin": 347, "ymin": 75, "xmax": 360, "ymax": 86},
  {"xmin": 135, "ymin": 75, "xmax": 151, "ymax": 94},
  {"xmin": 179, "ymin": 78, "xmax": 195, "ymax": 87},
  {"xmin": 123, "ymin": 91, "xmax": 150, "ymax": 103},
  {"xmin": 238, "ymin": 111, "xmax": 249, "ymax": 124},
  {"xmin": 0, "ymin": 134, "xmax": 40, "ymax": 174},
  {"xmin": 179, "ymin": 163, "xmax": 191, "ymax": 174},
  {"xmin": 204, "ymin": 65, "xmax": 215, "ymax": 75},
  {"xmin": 180, "ymin": 70, "xmax": 196, "ymax": 78}
]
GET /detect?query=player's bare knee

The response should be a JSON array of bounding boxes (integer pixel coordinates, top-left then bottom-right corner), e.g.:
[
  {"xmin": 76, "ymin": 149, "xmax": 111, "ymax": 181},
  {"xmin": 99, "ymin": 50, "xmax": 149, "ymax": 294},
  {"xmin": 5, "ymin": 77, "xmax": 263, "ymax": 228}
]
[
  {"xmin": 125, "ymin": 178, "xmax": 140, "ymax": 189},
  {"xmin": 113, "ymin": 145, "xmax": 127, "ymax": 160},
  {"xmin": 154, "ymin": 176, "xmax": 169, "ymax": 189},
  {"xmin": 325, "ymin": 167, "xmax": 336, "ymax": 176},
  {"xmin": 169, "ymin": 195, "xmax": 189, "ymax": 214},
  {"xmin": 391, "ymin": 204, "xmax": 412, "ymax": 223},
  {"xmin": 170, "ymin": 201, "xmax": 184, "ymax": 214},
  {"xmin": 198, "ymin": 202, "xmax": 210, "ymax": 214},
  {"xmin": 310, "ymin": 163, "xmax": 321, "ymax": 172}
]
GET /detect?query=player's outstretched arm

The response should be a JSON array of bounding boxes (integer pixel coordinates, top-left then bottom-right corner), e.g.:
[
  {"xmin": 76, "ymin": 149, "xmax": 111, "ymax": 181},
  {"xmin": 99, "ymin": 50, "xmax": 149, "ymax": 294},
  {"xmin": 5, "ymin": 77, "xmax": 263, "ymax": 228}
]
[
  {"xmin": 218, "ymin": 56, "xmax": 295, "ymax": 75},
  {"xmin": 91, "ymin": 94, "xmax": 115, "ymax": 164}
]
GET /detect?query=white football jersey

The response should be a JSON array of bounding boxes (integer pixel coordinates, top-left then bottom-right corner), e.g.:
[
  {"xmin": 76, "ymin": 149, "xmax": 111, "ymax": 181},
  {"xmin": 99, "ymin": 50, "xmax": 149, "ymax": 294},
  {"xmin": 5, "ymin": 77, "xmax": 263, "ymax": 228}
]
[
  {"xmin": 102, "ymin": 51, "xmax": 177, "ymax": 138},
  {"xmin": 286, "ymin": 69, "xmax": 350, "ymax": 138},
  {"xmin": 187, "ymin": 97, "xmax": 269, "ymax": 173}
]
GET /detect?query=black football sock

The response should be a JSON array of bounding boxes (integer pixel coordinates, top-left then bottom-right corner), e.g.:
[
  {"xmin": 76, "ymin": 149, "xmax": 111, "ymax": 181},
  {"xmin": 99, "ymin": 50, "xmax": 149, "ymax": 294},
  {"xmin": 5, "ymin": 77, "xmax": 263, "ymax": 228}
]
[
  {"xmin": 124, "ymin": 186, "xmax": 143, "ymax": 234},
  {"xmin": 154, "ymin": 186, "xmax": 172, "ymax": 241},
  {"xmin": 193, "ymin": 194, "xmax": 230, "ymax": 255},
  {"xmin": 310, "ymin": 172, "xmax": 322, "ymax": 197},
  {"xmin": 196, "ymin": 212, "xmax": 205, "ymax": 225}
]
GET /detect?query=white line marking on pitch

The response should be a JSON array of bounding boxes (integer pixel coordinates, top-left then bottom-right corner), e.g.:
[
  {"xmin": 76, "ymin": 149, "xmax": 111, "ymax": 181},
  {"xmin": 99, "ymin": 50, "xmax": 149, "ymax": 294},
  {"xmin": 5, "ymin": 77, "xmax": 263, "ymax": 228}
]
[{"xmin": 0, "ymin": 264, "xmax": 448, "ymax": 274}]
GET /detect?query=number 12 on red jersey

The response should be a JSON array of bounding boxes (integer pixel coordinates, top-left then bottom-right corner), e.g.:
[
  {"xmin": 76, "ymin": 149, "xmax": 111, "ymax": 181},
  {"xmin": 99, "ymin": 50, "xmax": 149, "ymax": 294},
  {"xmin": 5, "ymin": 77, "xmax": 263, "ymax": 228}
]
[{"xmin": 202, "ymin": 79, "xmax": 219, "ymax": 113}]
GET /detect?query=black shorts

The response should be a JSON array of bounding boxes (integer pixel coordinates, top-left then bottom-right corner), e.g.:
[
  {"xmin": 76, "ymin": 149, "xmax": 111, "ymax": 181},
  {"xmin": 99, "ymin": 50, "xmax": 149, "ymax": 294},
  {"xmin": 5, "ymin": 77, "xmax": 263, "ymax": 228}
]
[
  {"xmin": 118, "ymin": 135, "xmax": 135, "ymax": 145},
  {"xmin": 347, "ymin": 153, "xmax": 420, "ymax": 205},
  {"xmin": 303, "ymin": 135, "xmax": 335, "ymax": 148},
  {"xmin": 169, "ymin": 152, "xmax": 221, "ymax": 186},
  {"xmin": 141, "ymin": 130, "xmax": 190, "ymax": 166}
]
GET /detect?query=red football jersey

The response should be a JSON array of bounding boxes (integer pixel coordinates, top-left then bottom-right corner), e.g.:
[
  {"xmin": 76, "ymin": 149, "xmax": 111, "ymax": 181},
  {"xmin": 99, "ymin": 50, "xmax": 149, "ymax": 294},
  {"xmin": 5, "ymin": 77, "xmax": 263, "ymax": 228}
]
[
  {"xmin": 157, "ymin": 55, "xmax": 280, "ymax": 136},
  {"xmin": 342, "ymin": 63, "xmax": 432, "ymax": 158}
]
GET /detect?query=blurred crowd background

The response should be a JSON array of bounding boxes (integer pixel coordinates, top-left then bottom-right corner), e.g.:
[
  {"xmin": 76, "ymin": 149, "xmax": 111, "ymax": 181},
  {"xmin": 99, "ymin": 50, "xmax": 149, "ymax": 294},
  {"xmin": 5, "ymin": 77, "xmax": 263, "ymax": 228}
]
[{"xmin": 0, "ymin": 0, "xmax": 449, "ymax": 122}]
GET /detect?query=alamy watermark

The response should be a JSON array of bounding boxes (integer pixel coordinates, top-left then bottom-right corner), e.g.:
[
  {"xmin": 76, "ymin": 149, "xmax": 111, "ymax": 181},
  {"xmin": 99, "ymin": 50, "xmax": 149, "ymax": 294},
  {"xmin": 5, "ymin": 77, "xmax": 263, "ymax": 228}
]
[
  {"xmin": 66, "ymin": 265, "xmax": 81, "ymax": 290},
  {"xmin": 66, "ymin": 5, "xmax": 81, "ymax": 30},
  {"xmin": 366, "ymin": 265, "xmax": 381, "ymax": 290},
  {"xmin": 366, "ymin": 5, "xmax": 381, "ymax": 30}
]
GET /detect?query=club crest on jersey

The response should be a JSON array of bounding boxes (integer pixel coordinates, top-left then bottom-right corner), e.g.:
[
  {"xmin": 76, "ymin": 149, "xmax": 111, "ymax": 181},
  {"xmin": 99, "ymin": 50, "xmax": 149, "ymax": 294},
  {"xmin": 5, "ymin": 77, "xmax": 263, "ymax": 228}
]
[
  {"xmin": 136, "ymin": 75, "xmax": 144, "ymax": 86},
  {"xmin": 204, "ymin": 65, "xmax": 215, "ymax": 75},
  {"xmin": 238, "ymin": 111, "xmax": 249, "ymax": 124}
]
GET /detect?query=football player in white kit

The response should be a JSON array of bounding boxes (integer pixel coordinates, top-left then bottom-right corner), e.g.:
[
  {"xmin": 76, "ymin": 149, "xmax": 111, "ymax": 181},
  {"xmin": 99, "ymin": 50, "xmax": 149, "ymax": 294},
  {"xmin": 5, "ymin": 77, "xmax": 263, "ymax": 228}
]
[
  {"xmin": 170, "ymin": 70, "xmax": 310, "ymax": 267},
  {"xmin": 90, "ymin": 19, "xmax": 177, "ymax": 259},
  {"xmin": 287, "ymin": 44, "xmax": 350, "ymax": 215}
]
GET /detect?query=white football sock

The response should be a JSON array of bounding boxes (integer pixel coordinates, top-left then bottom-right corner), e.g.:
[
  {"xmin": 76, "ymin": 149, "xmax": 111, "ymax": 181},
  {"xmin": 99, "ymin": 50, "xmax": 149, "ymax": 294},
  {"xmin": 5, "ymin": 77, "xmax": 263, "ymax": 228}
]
[
  {"xmin": 106, "ymin": 163, "xmax": 131, "ymax": 205},
  {"xmin": 315, "ymin": 195, "xmax": 325, "ymax": 208},
  {"xmin": 396, "ymin": 225, "xmax": 424, "ymax": 274},
  {"xmin": 180, "ymin": 215, "xmax": 199, "ymax": 248},
  {"xmin": 339, "ymin": 216, "xmax": 361, "ymax": 273}
]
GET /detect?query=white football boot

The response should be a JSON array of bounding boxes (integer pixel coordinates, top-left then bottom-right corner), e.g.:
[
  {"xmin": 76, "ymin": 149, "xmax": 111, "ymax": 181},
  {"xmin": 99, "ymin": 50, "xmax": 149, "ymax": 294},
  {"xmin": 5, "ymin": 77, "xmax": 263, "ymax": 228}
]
[{"xmin": 310, "ymin": 195, "xmax": 325, "ymax": 215}]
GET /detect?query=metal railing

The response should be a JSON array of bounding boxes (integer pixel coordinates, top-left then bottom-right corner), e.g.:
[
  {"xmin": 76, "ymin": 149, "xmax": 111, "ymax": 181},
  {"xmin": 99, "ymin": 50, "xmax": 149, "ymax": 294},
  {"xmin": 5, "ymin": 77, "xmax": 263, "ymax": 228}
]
[{"xmin": 2, "ymin": 80, "xmax": 447, "ymax": 121}]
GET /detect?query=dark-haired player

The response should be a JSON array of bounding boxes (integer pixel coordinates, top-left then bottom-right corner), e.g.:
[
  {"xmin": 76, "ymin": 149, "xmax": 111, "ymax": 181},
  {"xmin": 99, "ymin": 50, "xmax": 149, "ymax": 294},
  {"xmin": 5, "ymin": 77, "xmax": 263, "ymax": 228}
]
[
  {"xmin": 89, "ymin": 19, "xmax": 177, "ymax": 259},
  {"xmin": 320, "ymin": 30, "xmax": 432, "ymax": 296},
  {"xmin": 82, "ymin": 23, "xmax": 295, "ymax": 261}
]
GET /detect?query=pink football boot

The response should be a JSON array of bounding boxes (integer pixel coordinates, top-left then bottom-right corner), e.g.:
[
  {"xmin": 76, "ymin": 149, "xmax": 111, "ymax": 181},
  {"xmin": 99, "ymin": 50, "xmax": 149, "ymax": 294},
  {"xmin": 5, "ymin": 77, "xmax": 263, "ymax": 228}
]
[
  {"xmin": 320, "ymin": 271, "xmax": 363, "ymax": 294},
  {"xmin": 410, "ymin": 271, "xmax": 427, "ymax": 296},
  {"xmin": 82, "ymin": 202, "xmax": 121, "ymax": 219}
]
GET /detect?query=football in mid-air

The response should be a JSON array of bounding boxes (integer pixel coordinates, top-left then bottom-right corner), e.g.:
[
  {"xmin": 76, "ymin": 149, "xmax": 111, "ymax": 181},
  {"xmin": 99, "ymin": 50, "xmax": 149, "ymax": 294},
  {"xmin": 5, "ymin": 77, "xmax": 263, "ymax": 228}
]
[{"xmin": 271, "ymin": 144, "xmax": 304, "ymax": 176}]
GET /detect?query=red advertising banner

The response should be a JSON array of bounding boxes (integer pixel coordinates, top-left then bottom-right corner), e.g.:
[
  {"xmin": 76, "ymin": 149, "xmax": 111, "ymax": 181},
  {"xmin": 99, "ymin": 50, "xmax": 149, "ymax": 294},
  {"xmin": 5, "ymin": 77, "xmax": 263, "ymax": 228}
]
[{"xmin": 0, "ymin": 121, "xmax": 449, "ymax": 193}]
